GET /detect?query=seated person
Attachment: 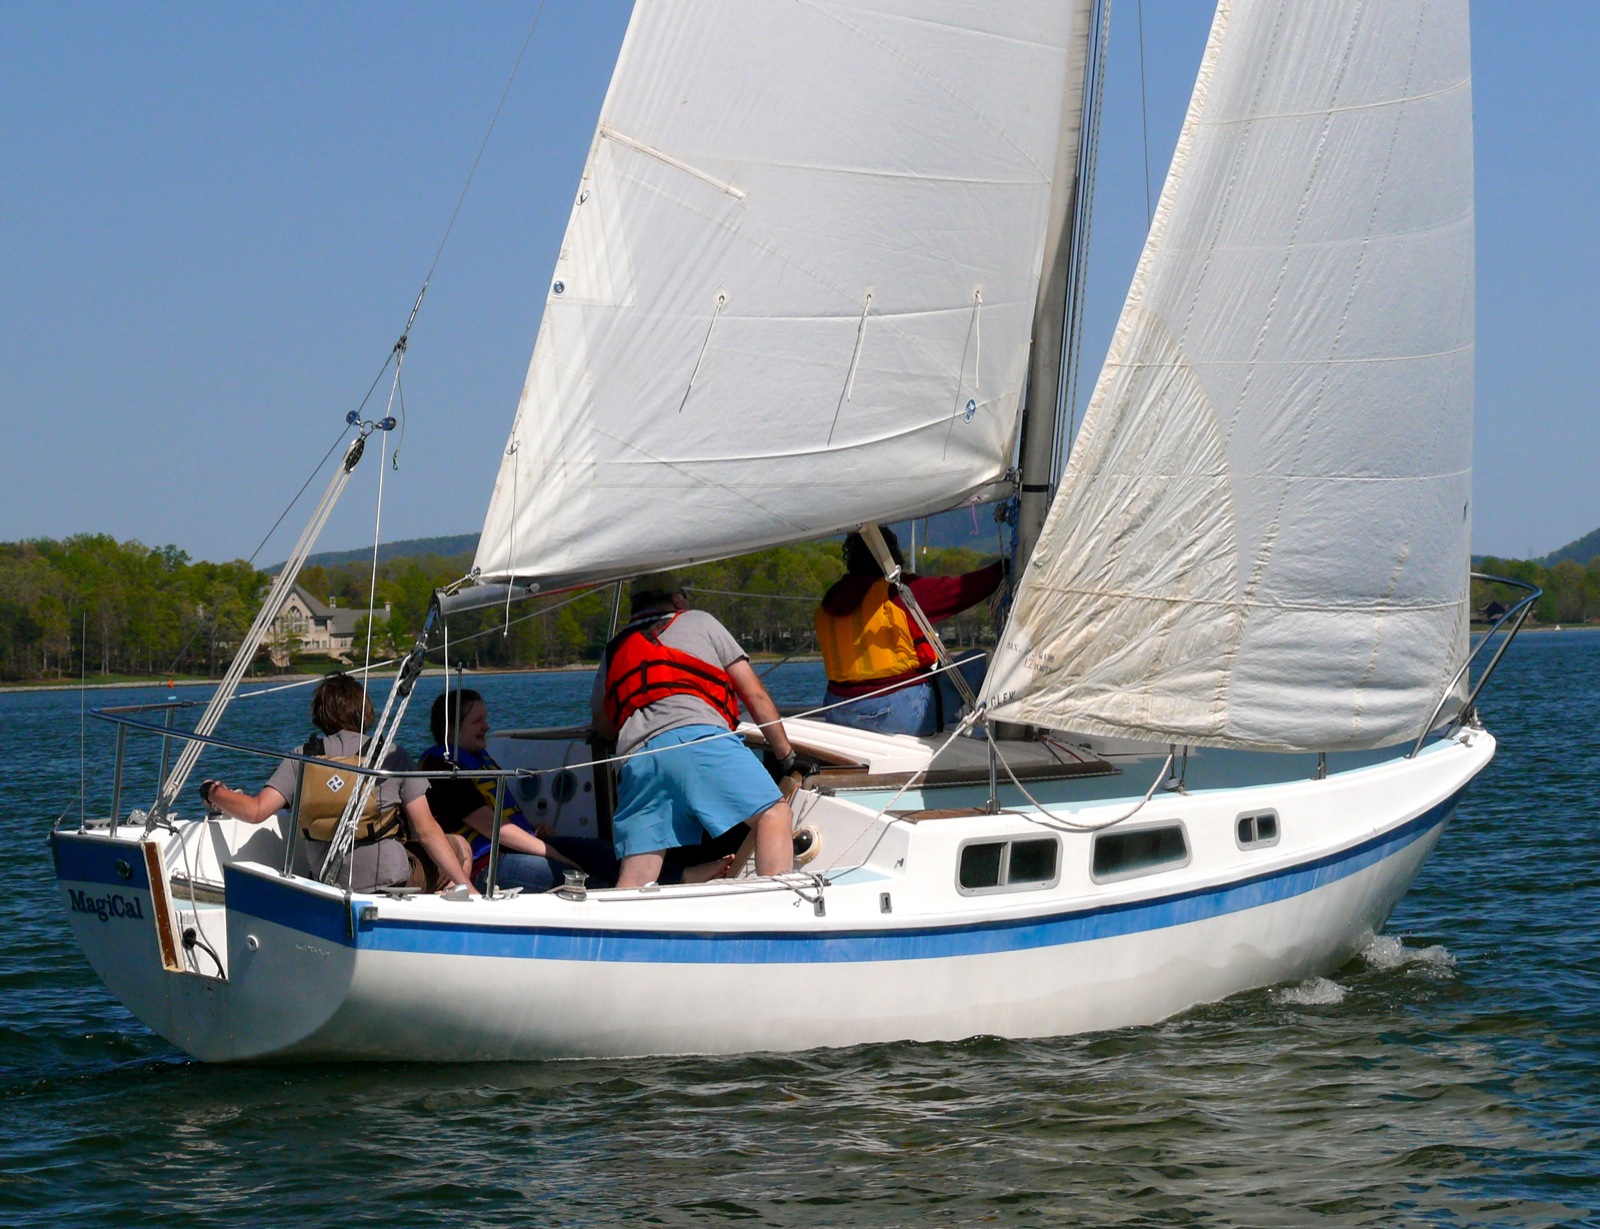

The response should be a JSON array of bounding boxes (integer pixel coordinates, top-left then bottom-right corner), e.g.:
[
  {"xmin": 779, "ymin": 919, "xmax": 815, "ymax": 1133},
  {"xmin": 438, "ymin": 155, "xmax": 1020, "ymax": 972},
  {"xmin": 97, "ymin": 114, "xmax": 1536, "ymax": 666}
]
[
  {"xmin": 202, "ymin": 673, "xmax": 474, "ymax": 894},
  {"xmin": 421, "ymin": 689, "xmax": 620, "ymax": 892},
  {"xmin": 592, "ymin": 573, "xmax": 797, "ymax": 889},
  {"xmin": 814, "ymin": 528, "xmax": 1003, "ymax": 737}
]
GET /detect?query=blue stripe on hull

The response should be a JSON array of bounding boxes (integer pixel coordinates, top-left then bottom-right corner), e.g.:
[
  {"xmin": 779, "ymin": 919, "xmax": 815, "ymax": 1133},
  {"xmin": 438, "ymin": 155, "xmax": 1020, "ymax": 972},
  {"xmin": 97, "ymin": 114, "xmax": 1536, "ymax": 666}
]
[
  {"xmin": 220, "ymin": 789, "xmax": 1463, "ymax": 965},
  {"xmin": 51, "ymin": 831, "xmax": 152, "ymax": 889},
  {"xmin": 226, "ymin": 865, "xmax": 355, "ymax": 945}
]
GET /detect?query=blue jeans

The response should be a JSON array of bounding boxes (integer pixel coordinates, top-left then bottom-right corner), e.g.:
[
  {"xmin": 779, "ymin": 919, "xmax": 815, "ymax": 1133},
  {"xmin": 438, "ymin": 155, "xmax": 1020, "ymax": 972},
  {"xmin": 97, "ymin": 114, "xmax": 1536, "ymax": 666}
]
[
  {"xmin": 822, "ymin": 652, "xmax": 989, "ymax": 738},
  {"xmin": 822, "ymin": 679, "xmax": 938, "ymax": 736},
  {"xmin": 476, "ymin": 836, "xmax": 620, "ymax": 893}
]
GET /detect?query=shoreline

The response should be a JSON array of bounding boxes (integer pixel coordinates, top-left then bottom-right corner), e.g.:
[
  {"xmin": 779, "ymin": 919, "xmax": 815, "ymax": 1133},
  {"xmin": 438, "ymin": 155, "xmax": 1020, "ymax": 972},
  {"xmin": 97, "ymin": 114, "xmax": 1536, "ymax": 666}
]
[{"xmin": 0, "ymin": 654, "xmax": 826, "ymax": 696}]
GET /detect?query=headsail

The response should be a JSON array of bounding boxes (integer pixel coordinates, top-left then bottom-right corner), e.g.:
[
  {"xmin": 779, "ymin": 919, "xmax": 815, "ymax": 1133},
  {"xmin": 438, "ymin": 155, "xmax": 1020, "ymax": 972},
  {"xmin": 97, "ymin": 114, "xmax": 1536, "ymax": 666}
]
[
  {"xmin": 476, "ymin": 1, "xmax": 1090, "ymax": 589},
  {"xmin": 983, "ymin": 0, "xmax": 1475, "ymax": 752}
]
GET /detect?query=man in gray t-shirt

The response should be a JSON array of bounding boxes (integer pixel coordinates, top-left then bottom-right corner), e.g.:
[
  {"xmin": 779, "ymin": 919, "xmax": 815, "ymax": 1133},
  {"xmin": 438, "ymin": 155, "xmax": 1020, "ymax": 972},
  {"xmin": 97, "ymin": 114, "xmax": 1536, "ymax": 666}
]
[{"xmin": 592, "ymin": 573, "xmax": 798, "ymax": 887}]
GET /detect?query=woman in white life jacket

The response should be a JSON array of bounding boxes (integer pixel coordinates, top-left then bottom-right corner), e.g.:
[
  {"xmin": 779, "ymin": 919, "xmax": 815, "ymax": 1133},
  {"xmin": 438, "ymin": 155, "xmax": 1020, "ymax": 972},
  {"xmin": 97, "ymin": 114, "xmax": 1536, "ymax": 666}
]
[{"xmin": 201, "ymin": 673, "xmax": 475, "ymax": 894}]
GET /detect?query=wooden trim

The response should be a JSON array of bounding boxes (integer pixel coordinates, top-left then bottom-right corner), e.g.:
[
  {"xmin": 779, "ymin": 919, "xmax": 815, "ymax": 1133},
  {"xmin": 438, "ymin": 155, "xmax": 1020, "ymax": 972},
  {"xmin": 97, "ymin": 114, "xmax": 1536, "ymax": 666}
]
[{"xmin": 142, "ymin": 840, "xmax": 184, "ymax": 972}]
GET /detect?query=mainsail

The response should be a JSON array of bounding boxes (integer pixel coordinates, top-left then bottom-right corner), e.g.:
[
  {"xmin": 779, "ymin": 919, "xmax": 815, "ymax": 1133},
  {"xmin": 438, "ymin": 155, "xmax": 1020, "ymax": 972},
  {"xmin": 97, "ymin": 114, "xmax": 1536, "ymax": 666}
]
[
  {"xmin": 476, "ymin": 1, "xmax": 1091, "ymax": 590},
  {"xmin": 983, "ymin": 0, "xmax": 1475, "ymax": 752}
]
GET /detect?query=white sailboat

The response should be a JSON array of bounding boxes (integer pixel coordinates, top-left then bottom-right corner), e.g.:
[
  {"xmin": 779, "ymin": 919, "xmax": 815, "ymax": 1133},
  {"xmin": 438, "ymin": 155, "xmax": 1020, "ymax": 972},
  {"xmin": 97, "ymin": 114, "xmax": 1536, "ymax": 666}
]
[{"xmin": 53, "ymin": 0, "xmax": 1536, "ymax": 1063}]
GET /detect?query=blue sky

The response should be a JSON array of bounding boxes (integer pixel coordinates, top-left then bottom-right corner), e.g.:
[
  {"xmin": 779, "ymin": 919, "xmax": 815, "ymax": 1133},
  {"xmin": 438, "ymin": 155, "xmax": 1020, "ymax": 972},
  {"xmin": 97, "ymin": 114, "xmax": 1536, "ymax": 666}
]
[{"xmin": 2, "ymin": 2, "xmax": 1595, "ymax": 564}]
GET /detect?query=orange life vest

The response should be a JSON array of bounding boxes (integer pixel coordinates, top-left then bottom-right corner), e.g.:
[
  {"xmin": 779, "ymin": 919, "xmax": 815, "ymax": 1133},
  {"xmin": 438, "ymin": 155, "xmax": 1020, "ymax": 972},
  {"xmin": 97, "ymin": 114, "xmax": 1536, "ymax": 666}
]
[
  {"xmin": 603, "ymin": 613, "xmax": 740, "ymax": 731},
  {"xmin": 815, "ymin": 578, "xmax": 938, "ymax": 684}
]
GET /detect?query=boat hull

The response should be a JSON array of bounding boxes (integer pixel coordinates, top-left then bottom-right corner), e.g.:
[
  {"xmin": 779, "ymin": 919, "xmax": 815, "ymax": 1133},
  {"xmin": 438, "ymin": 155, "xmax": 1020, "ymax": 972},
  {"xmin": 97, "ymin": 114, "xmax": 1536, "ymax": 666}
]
[{"xmin": 51, "ymin": 732, "xmax": 1490, "ymax": 1062}]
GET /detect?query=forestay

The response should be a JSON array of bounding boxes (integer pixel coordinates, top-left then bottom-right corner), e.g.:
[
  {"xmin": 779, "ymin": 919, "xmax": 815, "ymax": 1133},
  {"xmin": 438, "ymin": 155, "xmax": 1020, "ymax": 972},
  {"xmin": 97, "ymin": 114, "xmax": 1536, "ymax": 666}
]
[
  {"xmin": 983, "ymin": 0, "xmax": 1475, "ymax": 752},
  {"xmin": 476, "ymin": 1, "xmax": 1087, "ymax": 589}
]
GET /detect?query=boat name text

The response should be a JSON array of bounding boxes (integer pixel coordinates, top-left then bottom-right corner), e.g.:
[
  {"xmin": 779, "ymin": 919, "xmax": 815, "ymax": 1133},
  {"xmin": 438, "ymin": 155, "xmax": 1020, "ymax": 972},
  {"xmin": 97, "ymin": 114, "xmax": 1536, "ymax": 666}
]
[{"xmin": 67, "ymin": 889, "xmax": 146, "ymax": 923}]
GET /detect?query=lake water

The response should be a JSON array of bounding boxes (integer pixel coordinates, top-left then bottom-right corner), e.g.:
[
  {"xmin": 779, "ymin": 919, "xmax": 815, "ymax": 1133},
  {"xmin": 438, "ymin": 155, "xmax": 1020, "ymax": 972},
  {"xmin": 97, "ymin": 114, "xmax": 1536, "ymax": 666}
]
[{"xmin": 2, "ymin": 645, "xmax": 1596, "ymax": 1227}]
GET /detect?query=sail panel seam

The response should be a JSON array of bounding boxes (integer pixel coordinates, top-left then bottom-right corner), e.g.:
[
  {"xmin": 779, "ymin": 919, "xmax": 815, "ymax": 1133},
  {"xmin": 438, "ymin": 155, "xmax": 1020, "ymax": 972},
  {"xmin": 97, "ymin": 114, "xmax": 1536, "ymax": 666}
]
[
  {"xmin": 1196, "ymin": 75, "xmax": 1469, "ymax": 127},
  {"xmin": 599, "ymin": 124, "xmax": 747, "ymax": 199}
]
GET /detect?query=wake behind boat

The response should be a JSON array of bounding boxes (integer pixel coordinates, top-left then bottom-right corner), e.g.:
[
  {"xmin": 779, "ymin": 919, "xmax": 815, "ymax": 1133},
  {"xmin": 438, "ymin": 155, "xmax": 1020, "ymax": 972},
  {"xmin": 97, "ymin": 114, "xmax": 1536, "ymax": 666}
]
[{"xmin": 54, "ymin": 0, "xmax": 1535, "ymax": 1062}]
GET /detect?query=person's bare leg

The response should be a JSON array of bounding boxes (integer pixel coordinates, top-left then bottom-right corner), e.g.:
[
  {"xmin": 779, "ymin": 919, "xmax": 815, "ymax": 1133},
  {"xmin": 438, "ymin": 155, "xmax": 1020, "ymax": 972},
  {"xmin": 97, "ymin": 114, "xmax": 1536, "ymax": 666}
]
[
  {"xmin": 616, "ymin": 850, "xmax": 667, "ymax": 889},
  {"xmin": 681, "ymin": 853, "xmax": 737, "ymax": 883},
  {"xmin": 751, "ymin": 800, "xmax": 795, "ymax": 876}
]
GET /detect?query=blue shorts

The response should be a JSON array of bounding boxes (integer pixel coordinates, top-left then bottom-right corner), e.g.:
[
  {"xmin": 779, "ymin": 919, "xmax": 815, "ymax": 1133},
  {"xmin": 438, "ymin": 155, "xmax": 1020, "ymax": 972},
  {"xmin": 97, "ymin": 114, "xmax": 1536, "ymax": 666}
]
[{"xmin": 612, "ymin": 725, "xmax": 782, "ymax": 859}]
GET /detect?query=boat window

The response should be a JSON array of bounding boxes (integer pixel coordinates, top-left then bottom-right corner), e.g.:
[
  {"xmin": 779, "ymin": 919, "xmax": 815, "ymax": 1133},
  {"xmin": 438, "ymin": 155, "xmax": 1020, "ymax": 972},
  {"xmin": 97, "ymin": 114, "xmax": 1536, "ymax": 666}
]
[
  {"xmin": 1091, "ymin": 824, "xmax": 1189, "ymax": 881},
  {"xmin": 957, "ymin": 836, "xmax": 1061, "ymax": 894},
  {"xmin": 959, "ymin": 842, "xmax": 1004, "ymax": 890},
  {"xmin": 1235, "ymin": 810, "xmax": 1280, "ymax": 849},
  {"xmin": 1008, "ymin": 838, "xmax": 1058, "ymax": 884}
]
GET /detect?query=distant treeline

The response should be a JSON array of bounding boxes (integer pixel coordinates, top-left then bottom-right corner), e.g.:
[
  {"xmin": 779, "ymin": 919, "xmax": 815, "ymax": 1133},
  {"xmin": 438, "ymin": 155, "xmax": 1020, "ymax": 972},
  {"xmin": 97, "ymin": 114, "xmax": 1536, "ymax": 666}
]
[
  {"xmin": 6, "ymin": 534, "xmax": 1582, "ymax": 684},
  {"xmin": 1472, "ymin": 557, "xmax": 1600, "ymax": 626},
  {"xmin": 1, "ymin": 535, "xmax": 1000, "ymax": 683}
]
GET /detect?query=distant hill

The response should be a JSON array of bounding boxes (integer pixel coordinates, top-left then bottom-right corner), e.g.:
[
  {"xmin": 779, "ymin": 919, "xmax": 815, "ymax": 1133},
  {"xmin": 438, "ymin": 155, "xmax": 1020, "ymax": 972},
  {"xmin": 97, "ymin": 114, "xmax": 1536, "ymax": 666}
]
[
  {"xmin": 275, "ymin": 534, "xmax": 480, "ymax": 572},
  {"xmin": 275, "ymin": 509, "xmax": 1008, "ymax": 575},
  {"xmin": 1542, "ymin": 526, "xmax": 1600, "ymax": 568}
]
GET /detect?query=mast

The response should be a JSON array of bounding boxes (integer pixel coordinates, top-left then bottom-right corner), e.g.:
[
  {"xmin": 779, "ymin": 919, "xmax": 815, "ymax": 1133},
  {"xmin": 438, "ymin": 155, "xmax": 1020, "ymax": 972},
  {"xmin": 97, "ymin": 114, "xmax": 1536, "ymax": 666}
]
[{"xmin": 1015, "ymin": 0, "xmax": 1103, "ymax": 574}]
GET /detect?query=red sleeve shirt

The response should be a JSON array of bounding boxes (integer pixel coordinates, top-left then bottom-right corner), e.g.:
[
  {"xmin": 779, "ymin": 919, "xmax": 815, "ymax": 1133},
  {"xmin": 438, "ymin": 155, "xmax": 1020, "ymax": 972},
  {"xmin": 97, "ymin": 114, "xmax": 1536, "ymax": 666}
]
[{"xmin": 904, "ymin": 560, "xmax": 1004, "ymax": 622}]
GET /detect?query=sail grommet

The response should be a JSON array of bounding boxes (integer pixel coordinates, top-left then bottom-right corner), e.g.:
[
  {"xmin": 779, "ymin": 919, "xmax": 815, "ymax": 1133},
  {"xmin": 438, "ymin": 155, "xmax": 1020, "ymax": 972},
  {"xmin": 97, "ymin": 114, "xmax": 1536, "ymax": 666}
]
[{"xmin": 552, "ymin": 280, "xmax": 566, "ymax": 295}]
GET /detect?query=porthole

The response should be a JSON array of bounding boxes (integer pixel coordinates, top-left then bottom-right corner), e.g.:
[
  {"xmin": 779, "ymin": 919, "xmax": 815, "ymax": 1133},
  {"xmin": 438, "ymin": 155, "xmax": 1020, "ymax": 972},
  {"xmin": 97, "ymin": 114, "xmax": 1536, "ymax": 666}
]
[
  {"xmin": 957, "ymin": 836, "xmax": 1061, "ymax": 895},
  {"xmin": 1235, "ymin": 810, "xmax": 1280, "ymax": 849},
  {"xmin": 1091, "ymin": 823, "xmax": 1190, "ymax": 882}
]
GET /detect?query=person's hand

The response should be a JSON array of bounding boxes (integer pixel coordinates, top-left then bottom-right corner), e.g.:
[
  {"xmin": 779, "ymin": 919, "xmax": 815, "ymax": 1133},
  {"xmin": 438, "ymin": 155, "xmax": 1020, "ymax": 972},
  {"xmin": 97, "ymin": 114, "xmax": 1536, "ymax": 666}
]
[
  {"xmin": 763, "ymin": 749, "xmax": 818, "ymax": 782},
  {"xmin": 534, "ymin": 821, "xmax": 556, "ymax": 839},
  {"xmin": 199, "ymin": 780, "xmax": 224, "ymax": 812}
]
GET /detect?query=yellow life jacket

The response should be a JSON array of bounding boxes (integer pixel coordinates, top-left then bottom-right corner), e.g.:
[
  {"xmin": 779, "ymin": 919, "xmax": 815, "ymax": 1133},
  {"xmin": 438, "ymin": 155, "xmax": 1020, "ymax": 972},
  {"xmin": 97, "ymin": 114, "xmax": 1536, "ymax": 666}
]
[
  {"xmin": 298, "ymin": 738, "xmax": 403, "ymax": 843},
  {"xmin": 815, "ymin": 578, "xmax": 931, "ymax": 683}
]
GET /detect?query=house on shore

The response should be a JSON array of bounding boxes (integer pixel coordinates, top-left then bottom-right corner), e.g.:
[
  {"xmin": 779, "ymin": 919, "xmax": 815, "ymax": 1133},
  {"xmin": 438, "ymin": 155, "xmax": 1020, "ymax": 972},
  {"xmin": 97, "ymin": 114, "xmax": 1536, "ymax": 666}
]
[{"xmin": 269, "ymin": 584, "xmax": 390, "ymax": 665}]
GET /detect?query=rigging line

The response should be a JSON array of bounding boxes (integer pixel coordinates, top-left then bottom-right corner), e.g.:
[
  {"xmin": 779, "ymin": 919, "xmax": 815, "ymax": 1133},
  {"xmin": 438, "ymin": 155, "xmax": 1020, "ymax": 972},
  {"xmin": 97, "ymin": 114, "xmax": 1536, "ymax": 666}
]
[
  {"xmin": 236, "ymin": 662, "xmax": 403, "ymax": 700},
  {"xmin": 423, "ymin": 1, "xmax": 548, "ymax": 294},
  {"xmin": 1137, "ymin": 0, "xmax": 1152, "ymax": 227},
  {"xmin": 424, "ymin": 586, "xmax": 604, "ymax": 658},
  {"xmin": 78, "ymin": 611, "xmax": 87, "ymax": 828},
  {"xmin": 476, "ymin": 654, "xmax": 984, "ymax": 786},
  {"xmin": 819, "ymin": 710, "xmax": 984, "ymax": 877},
  {"xmin": 392, "ymin": 360, "xmax": 408, "ymax": 470},
  {"xmin": 990, "ymin": 727, "xmax": 1172, "ymax": 833},
  {"xmin": 684, "ymin": 587, "xmax": 816, "ymax": 603},
  {"xmin": 361, "ymin": 430, "xmax": 391, "ymax": 729},
  {"xmin": 242, "ymin": 424, "xmax": 353, "ymax": 569},
  {"xmin": 175, "ymin": 815, "xmax": 223, "ymax": 975},
  {"xmin": 503, "ymin": 440, "xmax": 520, "ymax": 633},
  {"xmin": 940, "ymin": 291, "xmax": 983, "ymax": 460},
  {"xmin": 974, "ymin": 291, "xmax": 981, "ymax": 390},
  {"xmin": 340, "ymin": 0, "xmax": 546, "ymax": 462},
  {"xmin": 826, "ymin": 292, "xmax": 873, "ymax": 445},
  {"xmin": 608, "ymin": 580, "xmax": 626, "ymax": 639},
  {"xmin": 677, "ymin": 294, "xmax": 727, "ymax": 414},
  {"xmin": 757, "ymin": 647, "xmax": 807, "ymax": 680}
]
